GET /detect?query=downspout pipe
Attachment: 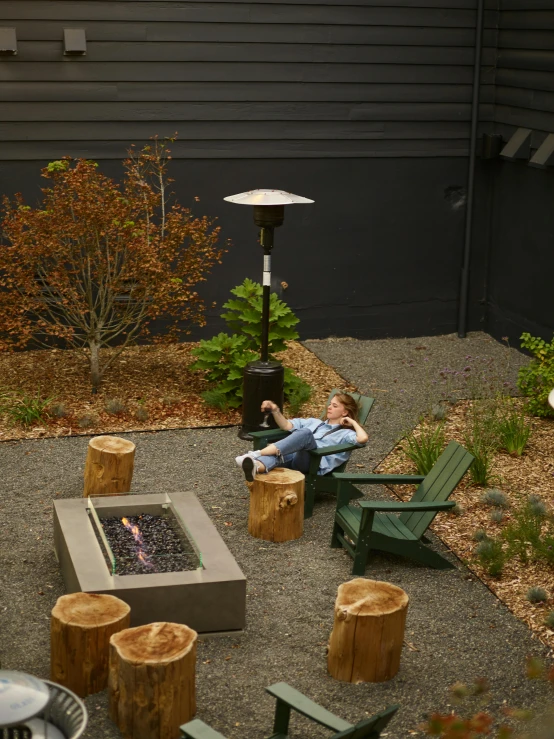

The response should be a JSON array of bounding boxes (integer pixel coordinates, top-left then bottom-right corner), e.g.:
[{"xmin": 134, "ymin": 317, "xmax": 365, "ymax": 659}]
[{"xmin": 457, "ymin": 0, "xmax": 485, "ymax": 338}]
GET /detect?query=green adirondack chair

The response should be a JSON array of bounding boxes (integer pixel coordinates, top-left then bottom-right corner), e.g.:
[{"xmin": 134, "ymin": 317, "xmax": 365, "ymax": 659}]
[
  {"xmin": 180, "ymin": 683, "xmax": 399, "ymax": 739},
  {"xmin": 249, "ymin": 389, "xmax": 374, "ymax": 518},
  {"xmin": 331, "ymin": 441, "xmax": 474, "ymax": 575},
  {"xmin": 266, "ymin": 682, "xmax": 399, "ymax": 739}
]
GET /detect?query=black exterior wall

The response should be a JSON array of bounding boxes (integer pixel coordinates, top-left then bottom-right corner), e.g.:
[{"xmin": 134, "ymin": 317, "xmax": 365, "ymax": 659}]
[
  {"xmin": 477, "ymin": 0, "xmax": 554, "ymax": 345},
  {"xmin": 1, "ymin": 155, "xmax": 471, "ymax": 340},
  {"xmin": 1, "ymin": 0, "xmax": 552, "ymax": 344}
]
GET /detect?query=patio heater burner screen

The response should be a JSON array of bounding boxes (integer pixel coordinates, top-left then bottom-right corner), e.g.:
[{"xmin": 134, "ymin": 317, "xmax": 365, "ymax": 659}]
[{"xmin": 98, "ymin": 513, "xmax": 199, "ymax": 576}]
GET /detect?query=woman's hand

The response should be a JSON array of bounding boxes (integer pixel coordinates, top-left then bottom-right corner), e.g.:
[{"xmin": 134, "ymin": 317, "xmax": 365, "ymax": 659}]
[
  {"xmin": 339, "ymin": 417, "xmax": 354, "ymax": 428},
  {"xmin": 340, "ymin": 416, "xmax": 369, "ymax": 444},
  {"xmin": 261, "ymin": 400, "xmax": 279, "ymax": 413}
]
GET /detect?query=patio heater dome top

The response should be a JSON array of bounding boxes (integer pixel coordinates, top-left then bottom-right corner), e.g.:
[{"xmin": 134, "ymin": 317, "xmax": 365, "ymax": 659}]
[{"xmin": 223, "ymin": 189, "xmax": 314, "ymax": 206}]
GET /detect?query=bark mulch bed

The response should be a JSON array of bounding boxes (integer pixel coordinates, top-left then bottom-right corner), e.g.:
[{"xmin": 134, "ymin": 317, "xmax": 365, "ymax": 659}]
[
  {"xmin": 376, "ymin": 399, "xmax": 554, "ymax": 655},
  {"xmin": 0, "ymin": 341, "xmax": 354, "ymax": 441}
]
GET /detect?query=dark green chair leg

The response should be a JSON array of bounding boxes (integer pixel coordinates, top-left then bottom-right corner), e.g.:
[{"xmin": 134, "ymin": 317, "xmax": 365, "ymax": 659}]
[
  {"xmin": 351, "ymin": 509, "xmax": 374, "ymax": 576},
  {"xmin": 272, "ymin": 698, "xmax": 292, "ymax": 737}
]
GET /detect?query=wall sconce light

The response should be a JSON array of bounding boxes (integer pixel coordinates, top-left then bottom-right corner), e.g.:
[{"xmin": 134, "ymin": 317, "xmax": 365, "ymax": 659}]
[
  {"xmin": 64, "ymin": 28, "xmax": 87, "ymax": 55},
  {"xmin": 0, "ymin": 27, "xmax": 17, "ymax": 55}
]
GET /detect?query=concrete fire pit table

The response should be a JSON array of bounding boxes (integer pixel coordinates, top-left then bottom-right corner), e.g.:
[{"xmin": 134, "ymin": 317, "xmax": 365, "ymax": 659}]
[{"xmin": 53, "ymin": 492, "xmax": 246, "ymax": 635}]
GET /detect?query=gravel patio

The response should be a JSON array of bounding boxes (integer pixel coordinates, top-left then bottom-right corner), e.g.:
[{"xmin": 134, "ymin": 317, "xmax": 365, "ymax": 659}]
[{"xmin": 0, "ymin": 332, "xmax": 551, "ymax": 738}]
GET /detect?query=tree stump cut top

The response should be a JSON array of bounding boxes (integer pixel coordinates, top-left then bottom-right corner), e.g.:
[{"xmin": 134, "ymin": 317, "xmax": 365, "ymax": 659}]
[
  {"xmin": 110, "ymin": 622, "xmax": 197, "ymax": 665},
  {"xmin": 88, "ymin": 436, "xmax": 136, "ymax": 455},
  {"xmin": 335, "ymin": 578, "xmax": 409, "ymax": 619},
  {"xmin": 52, "ymin": 592, "xmax": 131, "ymax": 628}
]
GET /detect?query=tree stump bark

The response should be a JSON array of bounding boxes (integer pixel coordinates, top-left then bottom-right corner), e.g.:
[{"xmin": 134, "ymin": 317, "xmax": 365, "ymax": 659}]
[
  {"xmin": 109, "ymin": 622, "xmax": 197, "ymax": 739},
  {"xmin": 83, "ymin": 435, "xmax": 136, "ymax": 497},
  {"xmin": 248, "ymin": 468, "xmax": 304, "ymax": 542},
  {"xmin": 51, "ymin": 592, "xmax": 131, "ymax": 697},
  {"xmin": 328, "ymin": 578, "xmax": 409, "ymax": 683}
]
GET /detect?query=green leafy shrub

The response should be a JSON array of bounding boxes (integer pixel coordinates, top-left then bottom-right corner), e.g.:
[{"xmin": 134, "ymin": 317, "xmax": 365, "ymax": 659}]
[
  {"xmin": 475, "ymin": 538, "xmax": 505, "ymax": 577},
  {"xmin": 517, "ymin": 332, "xmax": 554, "ymax": 417},
  {"xmin": 495, "ymin": 397, "xmax": 532, "ymax": 456},
  {"xmin": 430, "ymin": 403, "xmax": 447, "ymax": 421},
  {"xmin": 544, "ymin": 611, "xmax": 554, "ymax": 628},
  {"xmin": 191, "ymin": 279, "xmax": 311, "ymax": 409},
  {"xmin": 481, "ymin": 488, "xmax": 509, "ymax": 508},
  {"xmin": 464, "ymin": 400, "xmax": 499, "ymax": 486},
  {"xmin": 473, "ymin": 529, "xmax": 489, "ymax": 542},
  {"xmin": 403, "ymin": 420, "xmax": 446, "ymax": 475},
  {"xmin": 285, "ymin": 371, "xmax": 312, "ymax": 416},
  {"xmin": 489, "ymin": 508, "xmax": 505, "ymax": 523},
  {"xmin": 135, "ymin": 406, "xmax": 149, "ymax": 422},
  {"xmin": 50, "ymin": 402, "xmax": 68, "ymax": 418},
  {"xmin": 526, "ymin": 586, "xmax": 548, "ymax": 604},
  {"xmin": 77, "ymin": 413, "xmax": 98, "ymax": 428},
  {"xmin": 528, "ymin": 494, "xmax": 548, "ymax": 518},
  {"xmin": 105, "ymin": 397, "xmax": 127, "ymax": 415},
  {"xmin": 1, "ymin": 390, "xmax": 53, "ymax": 426},
  {"xmin": 500, "ymin": 496, "xmax": 554, "ymax": 566}
]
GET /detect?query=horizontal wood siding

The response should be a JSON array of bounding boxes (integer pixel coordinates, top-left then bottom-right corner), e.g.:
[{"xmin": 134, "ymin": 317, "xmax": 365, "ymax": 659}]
[
  {"xmin": 1, "ymin": 0, "xmax": 497, "ymax": 160},
  {"xmin": 495, "ymin": 1, "xmax": 554, "ymax": 135}
]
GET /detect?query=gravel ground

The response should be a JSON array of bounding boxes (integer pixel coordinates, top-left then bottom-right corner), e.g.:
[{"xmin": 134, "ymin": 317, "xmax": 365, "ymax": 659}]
[{"xmin": 1, "ymin": 332, "xmax": 551, "ymax": 738}]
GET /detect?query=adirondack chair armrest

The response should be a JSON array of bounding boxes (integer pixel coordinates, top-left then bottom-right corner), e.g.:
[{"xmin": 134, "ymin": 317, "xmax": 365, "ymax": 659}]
[
  {"xmin": 332, "ymin": 472, "xmax": 426, "ymax": 484},
  {"xmin": 180, "ymin": 719, "xmax": 227, "ymax": 739},
  {"xmin": 308, "ymin": 443, "xmax": 359, "ymax": 457},
  {"xmin": 265, "ymin": 683, "xmax": 352, "ymax": 733},
  {"xmin": 358, "ymin": 500, "xmax": 457, "ymax": 512},
  {"xmin": 250, "ymin": 428, "xmax": 291, "ymax": 450}
]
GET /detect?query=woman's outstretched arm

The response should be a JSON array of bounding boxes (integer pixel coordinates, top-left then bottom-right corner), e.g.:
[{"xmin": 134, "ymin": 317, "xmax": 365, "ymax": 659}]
[{"xmin": 261, "ymin": 400, "xmax": 294, "ymax": 431}]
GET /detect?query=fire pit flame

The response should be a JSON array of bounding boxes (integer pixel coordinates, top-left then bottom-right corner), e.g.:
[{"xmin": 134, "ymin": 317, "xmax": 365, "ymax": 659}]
[{"xmin": 121, "ymin": 516, "xmax": 154, "ymax": 569}]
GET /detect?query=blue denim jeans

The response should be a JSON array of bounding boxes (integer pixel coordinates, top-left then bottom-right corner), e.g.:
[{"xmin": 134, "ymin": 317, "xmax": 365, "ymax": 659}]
[{"xmin": 256, "ymin": 427, "xmax": 317, "ymax": 474}]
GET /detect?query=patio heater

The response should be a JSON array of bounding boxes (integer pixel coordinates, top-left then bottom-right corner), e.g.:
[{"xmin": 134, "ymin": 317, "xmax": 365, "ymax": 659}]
[{"xmin": 223, "ymin": 189, "xmax": 314, "ymax": 440}]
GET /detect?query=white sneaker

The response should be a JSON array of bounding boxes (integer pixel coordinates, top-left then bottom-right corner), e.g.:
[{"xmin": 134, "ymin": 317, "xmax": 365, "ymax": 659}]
[
  {"xmin": 234, "ymin": 450, "xmax": 259, "ymax": 469},
  {"xmin": 242, "ymin": 456, "xmax": 259, "ymax": 483}
]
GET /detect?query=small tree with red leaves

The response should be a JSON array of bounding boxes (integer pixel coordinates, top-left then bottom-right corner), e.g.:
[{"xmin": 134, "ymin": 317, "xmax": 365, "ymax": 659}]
[{"xmin": 0, "ymin": 139, "xmax": 224, "ymax": 389}]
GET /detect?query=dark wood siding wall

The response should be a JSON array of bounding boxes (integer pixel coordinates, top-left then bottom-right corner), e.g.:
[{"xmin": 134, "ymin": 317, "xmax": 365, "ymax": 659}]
[
  {"xmin": 481, "ymin": 0, "xmax": 554, "ymax": 342},
  {"xmin": 1, "ymin": 0, "xmax": 497, "ymax": 161},
  {"xmin": 495, "ymin": 0, "xmax": 554, "ymax": 146},
  {"xmin": 1, "ymin": 1, "xmax": 503, "ymax": 339}
]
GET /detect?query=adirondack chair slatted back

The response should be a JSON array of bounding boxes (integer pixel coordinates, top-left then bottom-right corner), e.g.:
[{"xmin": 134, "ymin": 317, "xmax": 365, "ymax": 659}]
[
  {"xmin": 332, "ymin": 706, "xmax": 400, "ymax": 739},
  {"xmin": 399, "ymin": 441, "xmax": 474, "ymax": 539},
  {"xmin": 320, "ymin": 389, "xmax": 374, "ymax": 426}
]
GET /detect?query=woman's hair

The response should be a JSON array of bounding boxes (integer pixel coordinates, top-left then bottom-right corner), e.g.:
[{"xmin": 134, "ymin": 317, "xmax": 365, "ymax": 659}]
[{"xmin": 332, "ymin": 392, "xmax": 360, "ymax": 423}]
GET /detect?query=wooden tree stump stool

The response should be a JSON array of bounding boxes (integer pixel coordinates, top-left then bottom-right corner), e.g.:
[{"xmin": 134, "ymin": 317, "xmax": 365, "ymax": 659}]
[
  {"xmin": 248, "ymin": 468, "xmax": 304, "ymax": 542},
  {"xmin": 328, "ymin": 578, "xmax": 409, "ymax": 683},
  {"xmin": 51, "ymin": 592, "xmax": 131, "ymax": 697},
  {"xmin": 109, "ymin": 621, "xmax": 197, "ymax": 739},
  {"xmin": 83, "ymin": 435, "xmax": 136, "ymax": 497}
]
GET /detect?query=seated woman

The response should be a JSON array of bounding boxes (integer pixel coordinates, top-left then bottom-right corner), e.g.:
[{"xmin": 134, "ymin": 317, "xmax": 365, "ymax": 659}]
[{"xmin": 235, "ymin": 392, "xmax": 368, "ymax": 482}]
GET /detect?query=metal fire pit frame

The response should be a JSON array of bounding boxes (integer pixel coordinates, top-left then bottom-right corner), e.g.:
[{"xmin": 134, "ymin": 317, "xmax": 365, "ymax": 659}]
[{"xmin": 53, "ymin": 492, "xmax": 246, "ymax": 635}]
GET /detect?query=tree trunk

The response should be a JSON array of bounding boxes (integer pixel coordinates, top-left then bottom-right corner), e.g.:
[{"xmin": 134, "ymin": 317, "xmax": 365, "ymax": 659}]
[
  {"xmin": 89, "ymin": 338, "xmax": 102, "ymax": 390},
  {"xmin": 248, "ymin": 468, "xmax": 304, "ymax": 542},
  {"xmin": 51, "ymin": 592, "xmax": 131, "ymax": 697},
  {"xmin": 328, "ymin": 578, "xmax": 409, "ymax": 683},
  {"xmin": 83, "ymin": 435, "xmax": 136, "ymax": 497},
  {"xmin": 109, "ymin": 622, "xmax": 197, "ymax": 739}
]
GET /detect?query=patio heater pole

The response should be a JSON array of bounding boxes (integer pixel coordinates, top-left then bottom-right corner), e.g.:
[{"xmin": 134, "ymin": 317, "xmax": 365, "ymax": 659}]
[{"xmin": 224, "ymin": 190, "xmax": 314, "ymax": 440}]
